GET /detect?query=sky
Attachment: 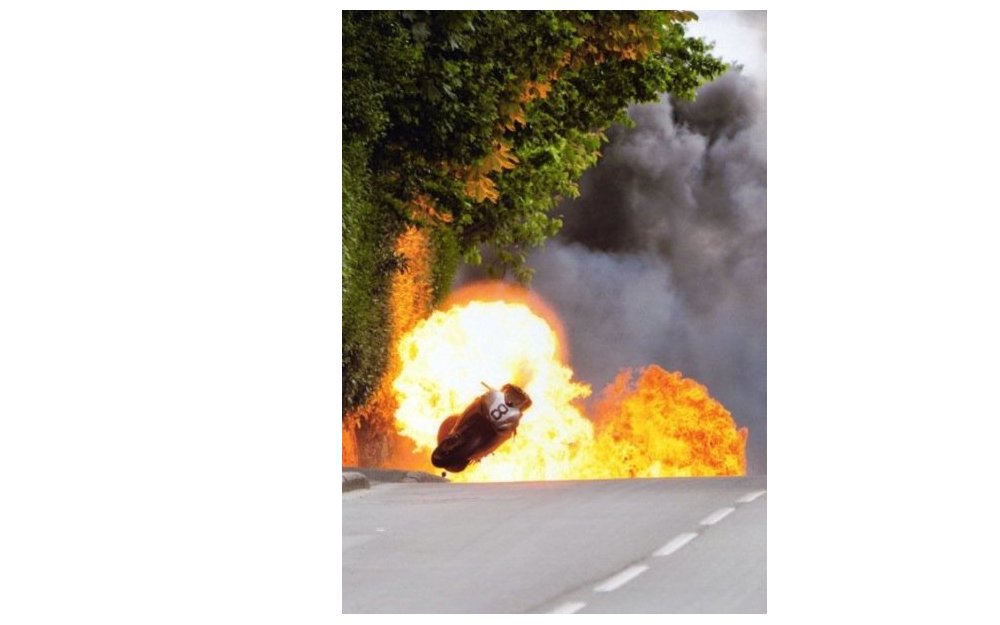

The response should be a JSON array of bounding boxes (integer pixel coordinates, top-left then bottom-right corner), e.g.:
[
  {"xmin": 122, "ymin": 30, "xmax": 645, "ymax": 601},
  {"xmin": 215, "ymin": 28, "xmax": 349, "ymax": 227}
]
[{"xmin": 686, "ymin": 10, "xmax": 767, "ymax": 82}]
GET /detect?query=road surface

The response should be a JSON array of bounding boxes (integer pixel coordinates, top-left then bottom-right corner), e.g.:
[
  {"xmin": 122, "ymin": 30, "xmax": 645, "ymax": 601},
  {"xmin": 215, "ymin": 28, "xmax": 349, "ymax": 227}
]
[{"xmin": 342, "ymin": 475, "xmax": 766, "ymax": 613}]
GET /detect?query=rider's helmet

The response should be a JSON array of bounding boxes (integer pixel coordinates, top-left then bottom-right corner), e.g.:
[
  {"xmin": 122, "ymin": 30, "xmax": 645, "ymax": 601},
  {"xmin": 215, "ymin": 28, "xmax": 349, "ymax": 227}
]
[{"xmin": 501, "ymin": 383, "xmax": 532, "ymax": 412}]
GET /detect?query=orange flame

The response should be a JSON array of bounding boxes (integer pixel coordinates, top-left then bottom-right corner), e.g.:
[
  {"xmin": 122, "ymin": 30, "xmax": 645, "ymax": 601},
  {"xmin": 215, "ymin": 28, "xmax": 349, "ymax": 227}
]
[
  {"xmin": 387, "ymin": 227, "xmax": 435, "ymax": 344},
  {"xmin": 391, "ymin": 282, "xmax": 747, "ymax": 481},
  {"xmin": 343, "ymin": 226, "xmax": 435, "ymax": 468},
  {"xmin": 588, "ymin": 366, "xmax": 748, "ymax": 478}
]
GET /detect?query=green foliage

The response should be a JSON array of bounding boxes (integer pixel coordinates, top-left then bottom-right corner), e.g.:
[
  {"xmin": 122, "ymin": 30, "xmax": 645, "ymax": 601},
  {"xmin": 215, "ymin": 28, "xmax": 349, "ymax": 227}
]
[
  {"xmin": 342, "ymin": 10, "xmax": 724, "ymax": 408},
  {"xmin": 342, "ymin": 11, "xmax": 422, "ymax": 150},
  {"xmin": 343, "ymin": 10, "xmax": 724, "ymax": 280},
  {"xmin": 429, "ymin": 227, "xmax": 462, "ymax": 305},
  {"xmin": 342, "ymin": 141, "xmax": 406, "ymax": 411}
]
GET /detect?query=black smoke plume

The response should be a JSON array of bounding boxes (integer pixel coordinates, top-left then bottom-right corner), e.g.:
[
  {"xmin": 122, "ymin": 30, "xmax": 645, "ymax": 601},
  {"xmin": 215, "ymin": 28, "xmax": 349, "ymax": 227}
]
[{"xmin": 457, "ymin": 22, "xmax": 768, "ymax": 473}]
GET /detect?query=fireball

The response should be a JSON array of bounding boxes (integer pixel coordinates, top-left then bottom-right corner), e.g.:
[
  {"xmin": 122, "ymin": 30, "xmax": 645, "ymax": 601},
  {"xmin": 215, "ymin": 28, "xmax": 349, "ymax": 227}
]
[{"xmin": 391, "ymin": 282, "xmax": 747, "ymax": 481}]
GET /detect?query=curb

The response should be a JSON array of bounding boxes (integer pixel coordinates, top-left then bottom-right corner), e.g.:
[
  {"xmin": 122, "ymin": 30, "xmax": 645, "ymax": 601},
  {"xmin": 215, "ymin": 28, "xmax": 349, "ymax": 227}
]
[
  {"xmin": 401, "ymin": 471, "xmax": 447, "ymax": 483},
  {"xmin": 342, "ymin": 467, "xmax": 448, "ymax": 484},
  {"xmin": 342, "ymin": 472, "xmax": 370, "ymax": 492}
]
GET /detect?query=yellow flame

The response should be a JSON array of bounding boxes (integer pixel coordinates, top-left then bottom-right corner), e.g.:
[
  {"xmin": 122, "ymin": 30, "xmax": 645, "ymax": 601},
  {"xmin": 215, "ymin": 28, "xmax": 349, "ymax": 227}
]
[
  {"xmin": 391, "ymin": 283, "xmax": 747, "ymax": 482},
  {"xmin": 344, "ymin": 226, "xmax": 435, "ymax": 468},
  {"xmin": 587, "ymin": 366, "xmax": 748, "ymax": 478},
  {"xmin": 393, "ymin": 300, "xmax": 594, "ymax": 482}
]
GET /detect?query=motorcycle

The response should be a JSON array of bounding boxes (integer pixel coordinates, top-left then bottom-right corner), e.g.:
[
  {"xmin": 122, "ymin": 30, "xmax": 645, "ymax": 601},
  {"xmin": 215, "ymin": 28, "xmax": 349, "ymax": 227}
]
[{"xmin": 431, "ymin": 382, "xmax": 533, "ymax": 474}]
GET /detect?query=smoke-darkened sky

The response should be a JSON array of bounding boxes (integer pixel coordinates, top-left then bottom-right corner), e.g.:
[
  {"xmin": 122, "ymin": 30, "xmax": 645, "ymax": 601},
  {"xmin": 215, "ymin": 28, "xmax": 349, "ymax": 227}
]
[{"xmin": 459, "ymin": 12, "xmax": 768, "ymax": 474}]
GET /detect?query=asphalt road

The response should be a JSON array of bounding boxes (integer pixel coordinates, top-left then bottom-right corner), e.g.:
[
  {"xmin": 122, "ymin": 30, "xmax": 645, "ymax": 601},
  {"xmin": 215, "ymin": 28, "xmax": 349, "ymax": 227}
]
[{"xmin": 342, "ymin": 475, "xmax": 766, "ymax": 613}]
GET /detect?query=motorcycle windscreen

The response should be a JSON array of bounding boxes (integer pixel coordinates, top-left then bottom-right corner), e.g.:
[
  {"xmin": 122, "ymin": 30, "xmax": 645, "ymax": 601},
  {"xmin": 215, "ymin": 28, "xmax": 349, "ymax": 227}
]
[{"xmin": 501, "ymin": 384, "xmax": 532, "ymax": 411}]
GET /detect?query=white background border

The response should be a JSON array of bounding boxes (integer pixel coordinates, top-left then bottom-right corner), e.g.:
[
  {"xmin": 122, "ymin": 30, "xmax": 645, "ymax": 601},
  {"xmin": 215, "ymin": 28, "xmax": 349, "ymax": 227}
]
[{"xmin": 3, "ymin": 4, "xmax": 998, "ymax": 622}]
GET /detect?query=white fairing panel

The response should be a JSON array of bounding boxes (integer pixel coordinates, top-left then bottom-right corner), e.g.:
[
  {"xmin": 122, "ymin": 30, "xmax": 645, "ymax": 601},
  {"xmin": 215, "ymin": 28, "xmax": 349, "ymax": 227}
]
[{"xmin": 484, "ymin": 389, "xmax": 522, "ymax": 432}]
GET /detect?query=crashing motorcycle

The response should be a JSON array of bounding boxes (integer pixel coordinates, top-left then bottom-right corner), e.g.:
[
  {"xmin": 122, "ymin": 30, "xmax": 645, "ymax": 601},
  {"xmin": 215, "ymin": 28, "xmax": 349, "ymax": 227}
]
[{"xmin": 431, "ymin": 382, "xmax": 533, "ymax": 474}]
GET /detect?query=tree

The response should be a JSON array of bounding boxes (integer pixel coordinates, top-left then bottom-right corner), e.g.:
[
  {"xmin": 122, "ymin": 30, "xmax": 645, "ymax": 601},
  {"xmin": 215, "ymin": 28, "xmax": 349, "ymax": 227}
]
[
  {"xmin": 343, "ymin": 10, "xmax": 725, "ymax": 280},
  {"xmin": 342, "ymin": 10, "xmax": 724, "ymax": 411}
]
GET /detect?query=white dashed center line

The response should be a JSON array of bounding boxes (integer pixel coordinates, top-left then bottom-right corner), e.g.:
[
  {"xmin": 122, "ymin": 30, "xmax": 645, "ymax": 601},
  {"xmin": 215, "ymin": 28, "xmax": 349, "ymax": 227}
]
[
  {"xmin": 594, "ymin": 564, "xmax": 650, "ymax": 592},
  {"xmin": 548, "ymin": 488, "xmax": 765, "ymax": 611},
  {"xmin": 737, "ymin": 490, "xmax": 766, "ymax": 503},
  {"xmin": 700, "ymin": 507, "xmax": 735, "ymax": 526},
  {"xmin": 654, "ymin": 532, "xmax": 699, "ymax": 557},
  {"xmin": 551, "ymin": 601, "xmax": 587, "ymax": 614}
]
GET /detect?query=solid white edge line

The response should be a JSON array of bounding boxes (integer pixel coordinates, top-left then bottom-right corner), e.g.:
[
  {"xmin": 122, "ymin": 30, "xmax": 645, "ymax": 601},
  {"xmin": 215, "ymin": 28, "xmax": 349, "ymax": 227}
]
[
  {"xmin": 654, "ymin": 532, "xmax": 699, "ymax": 557},
  {"xmin": 594, "ymin": 564, "xmax": 650, "ymax": 592},
  {"xmin": 551, "ymin": 601, "xmax": 587, "ymax": 614},
  {"xmin": 699, "ymin": 507, "xmax": 736, "ymax": 526},
  {"xmin": 737, "ymin": 489, "xmax": 767, "ymax": 503}
]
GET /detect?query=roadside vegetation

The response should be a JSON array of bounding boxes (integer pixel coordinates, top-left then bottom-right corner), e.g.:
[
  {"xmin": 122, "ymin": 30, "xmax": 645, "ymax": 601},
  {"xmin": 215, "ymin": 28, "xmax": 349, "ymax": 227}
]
[{"xmin": 343, "ymin": 10, "xmax": 725, "ymax": 412}]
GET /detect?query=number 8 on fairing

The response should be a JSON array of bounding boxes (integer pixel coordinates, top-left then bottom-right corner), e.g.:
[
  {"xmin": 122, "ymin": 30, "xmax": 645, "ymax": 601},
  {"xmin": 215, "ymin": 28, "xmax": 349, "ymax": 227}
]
[{"xmin": 490, "ymin": 403, "xmax": 509, "ymax": 420}]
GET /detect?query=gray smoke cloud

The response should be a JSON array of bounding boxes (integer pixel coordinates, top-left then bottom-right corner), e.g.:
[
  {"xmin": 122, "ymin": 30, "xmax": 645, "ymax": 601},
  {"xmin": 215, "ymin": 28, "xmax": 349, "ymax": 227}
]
[
  {"xmin": 457, "ymin": 15, "xmax": 768, "ymax": 474},
  {"xmin": 535, "ymin": 66, "xmax": 766, "ymax": 473}
]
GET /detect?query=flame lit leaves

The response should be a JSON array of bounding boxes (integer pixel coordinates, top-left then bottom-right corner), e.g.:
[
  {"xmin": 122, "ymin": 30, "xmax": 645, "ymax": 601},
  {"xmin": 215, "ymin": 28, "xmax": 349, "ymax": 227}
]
[{"xmin": 342, "ymin": 10, "xmax": 725, "ymax": 281}]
